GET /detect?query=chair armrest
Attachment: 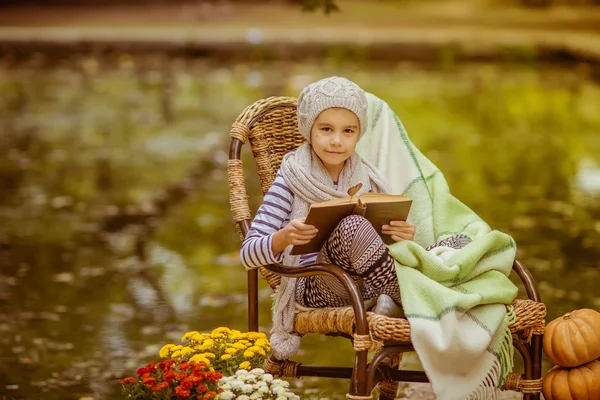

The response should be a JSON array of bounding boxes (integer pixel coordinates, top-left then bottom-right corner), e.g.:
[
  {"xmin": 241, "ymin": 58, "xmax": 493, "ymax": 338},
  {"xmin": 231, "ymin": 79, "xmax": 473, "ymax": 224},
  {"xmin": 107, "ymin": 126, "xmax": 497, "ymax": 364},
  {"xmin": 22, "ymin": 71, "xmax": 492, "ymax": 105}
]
[
  {"xmin": 263, "ymin": 262, "xmax": 370, "ymax": 337},
  {"xmin": 512, "ymin": 260, "xmax": 541, "ymax": 302}
]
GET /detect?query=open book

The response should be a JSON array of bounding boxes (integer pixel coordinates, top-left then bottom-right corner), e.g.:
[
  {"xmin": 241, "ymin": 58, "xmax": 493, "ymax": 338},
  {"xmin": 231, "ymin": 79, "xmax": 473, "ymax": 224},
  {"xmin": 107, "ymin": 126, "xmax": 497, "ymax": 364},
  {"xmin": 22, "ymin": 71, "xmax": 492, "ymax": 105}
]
[{"xmin": 290, "ymin": 193, "xmax": 412, "ymax": 255}]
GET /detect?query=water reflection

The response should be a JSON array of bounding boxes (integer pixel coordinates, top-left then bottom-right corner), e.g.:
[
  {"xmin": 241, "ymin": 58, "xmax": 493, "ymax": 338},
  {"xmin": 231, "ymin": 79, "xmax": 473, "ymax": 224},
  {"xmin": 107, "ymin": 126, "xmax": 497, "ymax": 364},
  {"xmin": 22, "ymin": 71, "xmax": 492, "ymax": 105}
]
[{"xmin": 0, "ymin": 58, "xmax": 599, "ymax": 399}]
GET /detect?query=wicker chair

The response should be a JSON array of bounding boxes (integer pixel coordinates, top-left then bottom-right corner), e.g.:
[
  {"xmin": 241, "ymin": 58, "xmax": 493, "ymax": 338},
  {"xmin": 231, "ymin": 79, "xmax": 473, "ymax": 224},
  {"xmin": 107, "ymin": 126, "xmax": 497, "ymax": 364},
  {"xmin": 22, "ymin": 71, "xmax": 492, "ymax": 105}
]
[{"xmin": 228, "ymin": 96, "xmax": 546, "ymax": 400}]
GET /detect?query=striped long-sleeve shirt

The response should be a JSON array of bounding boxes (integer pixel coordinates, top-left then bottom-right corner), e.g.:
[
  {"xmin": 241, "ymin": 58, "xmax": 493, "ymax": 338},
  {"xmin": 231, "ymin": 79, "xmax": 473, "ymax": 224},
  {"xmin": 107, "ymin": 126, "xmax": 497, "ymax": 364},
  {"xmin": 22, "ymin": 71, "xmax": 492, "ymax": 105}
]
[{"xmin": 240, "ymin": 171, "xmax": 319, "ymax": 269}]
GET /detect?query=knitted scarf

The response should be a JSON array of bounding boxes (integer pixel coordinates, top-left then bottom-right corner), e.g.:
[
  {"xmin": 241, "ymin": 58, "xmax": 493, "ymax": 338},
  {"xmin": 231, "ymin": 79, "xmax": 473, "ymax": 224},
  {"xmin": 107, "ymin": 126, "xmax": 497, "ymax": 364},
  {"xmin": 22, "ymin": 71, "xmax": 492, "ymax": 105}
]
[{"xmin": 271, "ymin": 142, "xmax": 390, "ymax": 360}]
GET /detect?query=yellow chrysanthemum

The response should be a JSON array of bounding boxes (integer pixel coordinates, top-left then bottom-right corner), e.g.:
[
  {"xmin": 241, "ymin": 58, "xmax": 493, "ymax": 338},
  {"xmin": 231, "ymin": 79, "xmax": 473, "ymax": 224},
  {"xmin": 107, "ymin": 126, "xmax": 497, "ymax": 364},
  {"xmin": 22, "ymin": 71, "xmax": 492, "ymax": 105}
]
[
  {"xmin": 248, "ymin": 346, "xmax": 266, "ymax": 356},
  {"xmin": 159, "ymin": 344, "xmax": 174, "ymax": 358},
  {"xmin": 190, "ymin": 333, "xmax": 205, "ymax": 343},
  {"xmin": 243, "ymin": 350, "xmax": 255, "ymax": 358},
  {"xmin": 180, "ymin": 347, "xmax": 194, "ymax": 356},
  {"xmin": 231, "ymin": 329, "xmax": 241, "ymax": 335},
  {"xmin": 225, "ymin": 347, "xmax": 238, "ymax": 355},
  {"xmin": 210, "ymin": 332, "xmax": 224, "ymax": 339},
  {"xmin": 172, "ymin": 345, "xmax": 183, "ymax": 351},
  {"xmin": 190, "ymin": 354, "xmax": 210, "ymax": 365},
  {"xmin": 181, "ymin": 331, "xmax": 199, "ymax": 342},
  {"xmin": 202, "ymin": 339, "xmax": 215, "ymax": 347},
  {"xmin": 202, "ymin": 353, "xmax": 216, "ymax": 359},
  {"xmin": 220, "ymin": 354, "xmax": 232, "ymax": 361},
  {"xmin": 248, "ymin": 332, "xmax": 267, "ymax": 340},
  {"xmin": 239, "ymin": 340, "xmax": 251, "ymax": 346},
  {"xmin": 232, "ymin": 343, "xmax": 246, "ymax": 350},
  {"xmin": 254, "ymin": 339, "xmax": 269, "ymax": 348},
  {"xmin": 231, "ymin": 333, "xmax": 249, "ymax": 340},
  {"xmin": 239, "ymin": 361, "xmax": 251, "ymax": 370},
  {"xmin": 212, "ymin": 327, "xmax": 231, "ymax": 335},
  {"xmin": 171, "ymin": 350, "xmax": 182, "ymax": 359}
]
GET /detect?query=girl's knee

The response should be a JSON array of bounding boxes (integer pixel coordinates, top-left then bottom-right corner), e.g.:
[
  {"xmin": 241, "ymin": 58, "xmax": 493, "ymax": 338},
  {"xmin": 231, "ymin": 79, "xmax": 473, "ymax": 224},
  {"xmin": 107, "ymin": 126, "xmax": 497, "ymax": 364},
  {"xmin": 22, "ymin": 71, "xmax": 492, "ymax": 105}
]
[
  {"xmin": 333, "ymin": 214, "xmax": 380, "ymax": 248},
  {"xmin": 337, "ymin": 214, "xmax": 370, "ymax": 231}
]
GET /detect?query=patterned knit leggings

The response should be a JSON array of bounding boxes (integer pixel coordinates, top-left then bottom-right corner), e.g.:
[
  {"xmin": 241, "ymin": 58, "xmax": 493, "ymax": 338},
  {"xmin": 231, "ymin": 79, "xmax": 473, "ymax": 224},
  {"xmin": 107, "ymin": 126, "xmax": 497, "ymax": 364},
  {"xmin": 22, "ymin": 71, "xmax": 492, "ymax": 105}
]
[{"xmin": 295, "ymin": 215, "xmax": 401, "ymax": 308}]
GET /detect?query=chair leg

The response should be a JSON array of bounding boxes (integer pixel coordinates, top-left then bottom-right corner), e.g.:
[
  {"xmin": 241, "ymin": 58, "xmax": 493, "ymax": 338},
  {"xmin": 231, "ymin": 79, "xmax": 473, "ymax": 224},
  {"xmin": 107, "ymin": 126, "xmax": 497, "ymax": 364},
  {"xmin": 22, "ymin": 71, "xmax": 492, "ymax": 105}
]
[
  {"xmin": 521, "ymin": 335, "xmax": 542, "ymax": 400},
  {"xmin": 366, "ymin": 347, "xmax": 406, "ymax": 400},
  {"xmin": 348, "ymin": 350, "xmax": 371, "ymax": 399}
]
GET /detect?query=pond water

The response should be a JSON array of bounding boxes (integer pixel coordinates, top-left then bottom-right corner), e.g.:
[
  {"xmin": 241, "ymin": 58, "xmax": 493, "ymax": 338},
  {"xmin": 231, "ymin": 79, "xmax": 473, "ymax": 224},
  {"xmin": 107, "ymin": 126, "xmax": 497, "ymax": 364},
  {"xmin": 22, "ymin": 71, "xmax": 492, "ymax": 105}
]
[{"xmin": 1, "ymin": 56, "xmax": 599, "ymax": 399}]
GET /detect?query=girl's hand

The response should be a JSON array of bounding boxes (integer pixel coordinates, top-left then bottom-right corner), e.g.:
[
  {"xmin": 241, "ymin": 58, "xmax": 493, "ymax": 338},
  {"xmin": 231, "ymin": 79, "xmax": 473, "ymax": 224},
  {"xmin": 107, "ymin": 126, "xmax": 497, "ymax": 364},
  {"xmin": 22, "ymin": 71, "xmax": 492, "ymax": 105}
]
[
  {"xmin": 382, "ymin": 221, "xmax": 416, "ymax": 242},
  {"xmin": 272, "ymin": 218, "xmax": 318, "ymax": 254},
  {"xmin": 283, "ymin": 218, "xmax": 318, "ymax": 246}
]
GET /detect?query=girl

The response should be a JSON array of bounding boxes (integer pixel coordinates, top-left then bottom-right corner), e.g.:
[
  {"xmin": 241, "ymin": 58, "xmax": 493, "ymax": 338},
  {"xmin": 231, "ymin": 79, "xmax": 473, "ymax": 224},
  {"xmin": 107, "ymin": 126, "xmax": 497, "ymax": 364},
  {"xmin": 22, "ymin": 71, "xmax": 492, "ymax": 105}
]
[{"xmin": 240, "ymin": 76, "xmax": 415, "ymax": 360}]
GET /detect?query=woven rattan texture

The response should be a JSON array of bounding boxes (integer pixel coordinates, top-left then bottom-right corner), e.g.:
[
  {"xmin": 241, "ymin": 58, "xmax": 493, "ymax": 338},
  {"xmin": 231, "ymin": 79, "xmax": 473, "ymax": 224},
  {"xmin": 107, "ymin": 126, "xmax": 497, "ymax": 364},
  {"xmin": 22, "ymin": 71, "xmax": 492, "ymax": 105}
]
[
  {"xmin": 501, "ymin": 373, "xmax": 543, "ymax": 393},
  {"xmin": 263, "ymin": 356, "xmax": 301, "ymax": 378},
  {"xmin": 293, "ymin": 299, "xmax": 545, "ymax": 344},
  {"xmin": 229, "ymin": 97, "xmax": 301, "ymax": 289},
  {"xmin": 377, "ymin": 381, "xmax": 398, "ymax": 399}
]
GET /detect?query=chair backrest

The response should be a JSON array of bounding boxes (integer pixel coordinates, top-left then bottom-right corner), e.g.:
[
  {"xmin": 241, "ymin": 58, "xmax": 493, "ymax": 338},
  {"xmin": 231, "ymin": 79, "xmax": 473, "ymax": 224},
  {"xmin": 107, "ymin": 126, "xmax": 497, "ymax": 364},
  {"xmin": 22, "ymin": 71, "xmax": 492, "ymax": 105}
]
[{"xmin": 228, "ymin": 96, "xmax": 304, "ymax": 289}]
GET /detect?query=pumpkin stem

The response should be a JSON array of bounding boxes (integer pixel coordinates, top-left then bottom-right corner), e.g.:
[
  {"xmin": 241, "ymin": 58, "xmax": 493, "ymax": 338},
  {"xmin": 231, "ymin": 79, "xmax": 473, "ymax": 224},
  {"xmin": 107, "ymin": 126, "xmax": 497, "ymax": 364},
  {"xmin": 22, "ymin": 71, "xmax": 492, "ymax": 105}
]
[{"xmin": 562, "ymin": 313, "xmax": 573, "ymax": 320}]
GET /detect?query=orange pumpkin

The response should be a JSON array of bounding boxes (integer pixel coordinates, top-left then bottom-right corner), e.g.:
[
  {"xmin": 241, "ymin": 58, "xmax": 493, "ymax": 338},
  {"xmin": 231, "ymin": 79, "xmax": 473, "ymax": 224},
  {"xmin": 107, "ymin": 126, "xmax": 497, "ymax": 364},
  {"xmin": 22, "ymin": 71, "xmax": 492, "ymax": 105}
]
[
  {"xmin": 543, "ymin": 308, "xmax": 600, "ymax": 367},
  {"xmin": 542, "ymin": 361, "xmax": 600, "ymax": 400}
]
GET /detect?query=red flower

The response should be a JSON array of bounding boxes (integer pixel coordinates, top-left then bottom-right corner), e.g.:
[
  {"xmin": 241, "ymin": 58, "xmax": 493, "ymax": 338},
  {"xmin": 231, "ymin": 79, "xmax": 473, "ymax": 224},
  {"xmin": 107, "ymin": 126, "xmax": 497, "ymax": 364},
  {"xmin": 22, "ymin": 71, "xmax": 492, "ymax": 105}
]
[
  {"xmin": 206, "ymin": 371, "xmax": 222, "ymax": 383},
  {"xmin": 175, "ymin": 385, "xmax": 191, "ymax": 398},
  {"xmin": 195, "ymin": 383, "xmax": 208, "ymax": 393},
  {"xmin": 163, "ymin": 371, "xmax": 177, "ymax": 383},
  {"xmin": 136, "ymin": 367, "xmax": 148, "ymax": 376},
  {"xmin": 147, "ymin": 361, "xmax": 158, "ymax": 373},
  {"xmin": 178, "ymin": 361, "xmax": 192, "ymax": 371},
  {"xmin": 160, "ymin": 359, "xmax": 175, "ymax": 371},
  {"xmin": 192, "ymin": 369, "xmax": 206, "ymax": 378},
  {"xmin": 142, "ymin": 377, "xmax": 158, "ymax": 386},
  {"xmin": 151, "ymin": 381, "xmax": 169, "ymax": 391},
  {"xmin": 189, "ymin": 377, "xmax": 203, "ymax": 386},
  {"xmin": 176, "ymin": 372, "xmax": 189, "ymax": 381},
  {"xmin": 191, "ymin": 361, "xmax": 206, "ymax": 369},
  {"xmin": 117, "ymin": 377, "xmax": 136, "ymax": 385},
  {"xmin": 180, "ymin": 379, "xmax": 193, "ymax": 391},
  {"xmin": 204, "ymin": 391, "xmax": 217, "ymax": 400}
]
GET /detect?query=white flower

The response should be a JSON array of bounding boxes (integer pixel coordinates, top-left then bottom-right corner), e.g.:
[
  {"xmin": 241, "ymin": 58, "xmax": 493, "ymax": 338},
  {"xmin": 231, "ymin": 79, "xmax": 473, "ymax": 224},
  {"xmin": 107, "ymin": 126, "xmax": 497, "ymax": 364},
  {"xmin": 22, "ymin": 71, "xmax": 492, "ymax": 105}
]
[
  {"xmin": 237, "ymin": 396, "xmax": 250, "ymax": 400},
  {"xmin": 242, "ymin": 384, "xmax": 254, "ymax": 394},
  {"xmin": 276, "ymin": 396, "xmax": 286, "ymax": 400},
  {"xmin": 255, "ymin": 381, "xmax": 267, "ymax": 388},
  {"xmin": 221, "ymin": 383, "xmax": 232, "ymax": 390},
  {"xmin": 250, "ymin": 368, "xmax": 265, "ymax": 376},
  {"xmin": 219, "ymin": 390, "xmax": 235, "ymax": 400},
  {"xmin": 272, "ymin": 386, "xmax": 286, "ymax": 395},
  {"xmin": 261, "ymin": 374, "xmax": 273, "ymax": 383},
  {"xmin": 272, "ymin": 379, "xmax": 284, "ymax": 386},
  {"xmin": 249, "ymin": 394, "xmax": 262, "ymax": 400},
  {"xmin": 230, "ymin": 381, "xmax": 245, "ymax": 391},
  {"xmin": 285, "ymin": 393, "xmax": 299, "ymax": 400},
  {"xmin": 236, "ymin": 369, "xmax": 249, "ymax": 377},
  {"xmin": 258, "ymin": 386, "xmax": 269, "ymax": 394},
  {"xmin": 245, "ymin": 374, "xmax": 257, "ymax": 383}
]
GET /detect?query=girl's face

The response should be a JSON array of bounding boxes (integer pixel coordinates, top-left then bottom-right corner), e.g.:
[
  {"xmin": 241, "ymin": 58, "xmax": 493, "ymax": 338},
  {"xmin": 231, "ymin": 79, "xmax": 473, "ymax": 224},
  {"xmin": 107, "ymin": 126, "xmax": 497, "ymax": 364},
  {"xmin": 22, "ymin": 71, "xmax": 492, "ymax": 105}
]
[{"xmin": 310, "ymin": 108, "xmax": 361, "ymax": 180}]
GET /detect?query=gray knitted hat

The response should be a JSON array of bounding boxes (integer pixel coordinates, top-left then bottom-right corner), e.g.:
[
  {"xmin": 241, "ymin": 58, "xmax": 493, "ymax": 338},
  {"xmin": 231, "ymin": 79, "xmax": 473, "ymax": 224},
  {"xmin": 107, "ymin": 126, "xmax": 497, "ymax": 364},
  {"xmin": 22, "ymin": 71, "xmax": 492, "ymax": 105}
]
[{"xmin": 297, "ymin": 76, "xmax": 368, "ymax": 142}]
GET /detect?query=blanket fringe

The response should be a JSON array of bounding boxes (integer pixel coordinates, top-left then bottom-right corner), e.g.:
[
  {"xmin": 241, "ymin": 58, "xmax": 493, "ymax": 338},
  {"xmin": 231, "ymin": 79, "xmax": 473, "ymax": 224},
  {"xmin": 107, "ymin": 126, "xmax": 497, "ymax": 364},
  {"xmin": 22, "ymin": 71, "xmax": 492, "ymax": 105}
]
[{"xmin": 465, "ymin": 305, "xmax": 516, "ymax": 400}]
